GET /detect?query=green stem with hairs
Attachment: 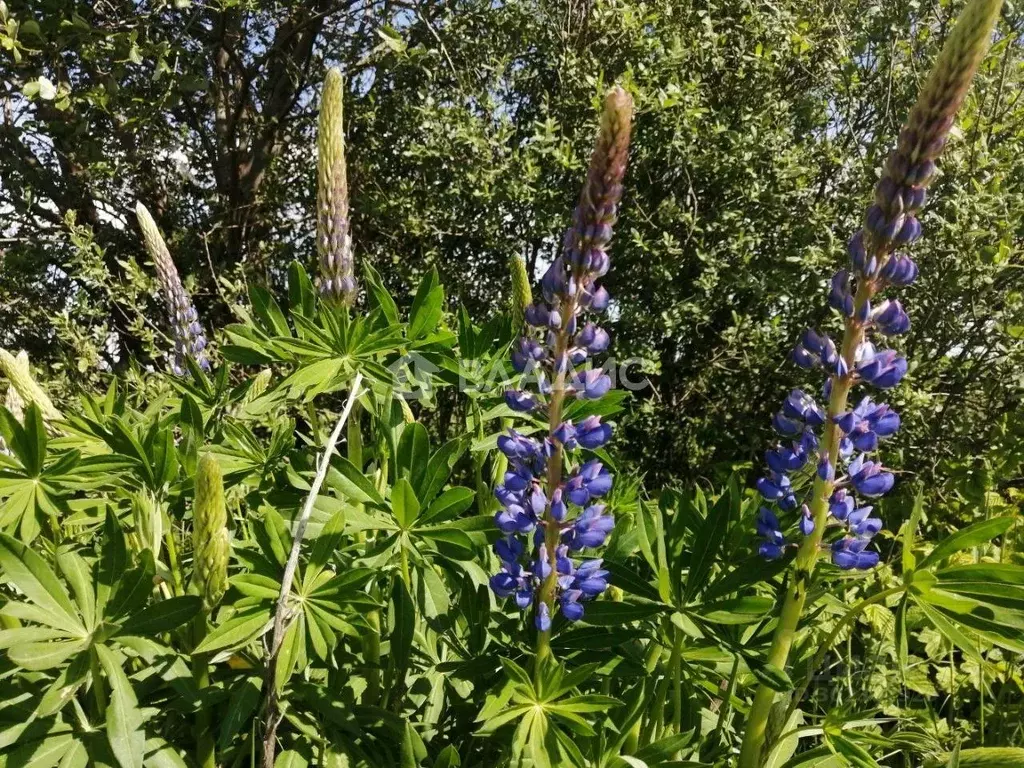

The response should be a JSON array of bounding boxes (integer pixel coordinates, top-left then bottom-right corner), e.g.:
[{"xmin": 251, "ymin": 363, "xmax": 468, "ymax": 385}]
[
  {"xmin": 672, "ymin": 625, "xmax": 683, "ymax": 737},
  {"xmin": 534, "ymin": 288, "xmax": 578, "ymax": 672},
  {"xmin": 193, "ymin": 615, "xmax": 215, "ymax": 768},
  {"xmin": 738, "ymin": 280, "xmax": 874, "ymax": 767},
  {"xmin": 90, "ymin": 649, "xmax": 107, "ymax": 719}
]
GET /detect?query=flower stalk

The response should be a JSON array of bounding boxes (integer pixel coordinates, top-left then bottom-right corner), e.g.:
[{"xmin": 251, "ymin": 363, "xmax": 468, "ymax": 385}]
[{"xmin": 739, "ymin": 1, "xmax": 1002, "ymax": 764}]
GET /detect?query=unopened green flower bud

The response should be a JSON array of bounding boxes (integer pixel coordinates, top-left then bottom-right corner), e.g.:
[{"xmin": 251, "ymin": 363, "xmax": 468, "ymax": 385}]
[
  {"xmin": 132, "ymin": 488, "xmax": 164, "ymax": 558},
  {"xmin": 192, "ymin": 454, "xmax": 229, "ymax": 609},
  {"xmin": 317, "ymin": 68, "xmax": 356, "ymax": 305},
  {"xmin": 508, "ymin": 255, "xmax": 532, "ymax": 331},
  {"xmin": 0, "ymin": 349, "xmax": 60, "ymax": 422}
]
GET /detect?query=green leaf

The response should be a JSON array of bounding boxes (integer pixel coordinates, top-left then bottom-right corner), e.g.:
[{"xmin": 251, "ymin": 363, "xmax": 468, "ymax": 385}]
[
  {"xmin": 328, "ymin": 456, "xmax": 386, "ymax": 507},
  {"xmin": 433, "ymin": 745, "xmax": 461, "ymax": 768},
  {"xmin": 287, "ymin": 261, "xmax": 316, "ymax": 320},
  {"xmin": 415, "ymin": 527, "xmax": 475, "ymax": 559},
  {"xmin": 912, "ymin": 595, "xmax": 984, "ymax": 663},
  {"xmin": 397, "ymin": 422, "xmax": 430, "ymax": 491},
  {"xmin": 194, "ymin": 608, "xmax": 273, "ymax": 655},
  {"xmin": 829, "ymin": 733, "xmax": 881, "ymax": 768},
  {"xmin": 57, "ymin": 550, "xmax": 96, "ymax": 630},
  {"xmin": 231, "ymin": 573, "xmax": 283, "ymax": 600},
  {"xmin": 419, "ymin": 437, "xmax": 468, "ymax": 503},
  {"xmin": 602, "ymin": 560, "xmax": 662, "ymax": 603},
  {"xmin": 500, "ymin": 657, "xmax": 533, "ymax": 689},
  {"xmin": 307, "ymin": 509, "xmax": 347, "ymax": 584},
  {"xmin": 217, "ymin": 676, "xmax": 262, "ymax": 750},
  {"xmin": 4, "ymin": 731, "xmax": 79, "ymax": 768},
  {"xmin": 8, "ymin": 639, "xmax": 85, "ymax": 671},
  {"xmin": 95, "ymin": 644, "xmax": 145, "ymax": 768},
  {"xmin": 400, "ymin": 721, "xmax": 417, "ymax": 768},
  {"xmin": 117, "ymin": 596, "xmax": 202, "ymax": 637},
  {"xmin": 902, "ymin": 490, "xmax": 924, "ymax": 573},
  {"xmin": 581, "ymin": 600, "xmax": 667, "ymax": 626},
  {"xmin": 97, "ymin": 509, "xmax": 129, "ymax": 613},
  {"xmin": 363, "ymin": 263, "xmax": 400, "ymax": 324},
  {"xmin": 409, "ymin": 269, "xmax": 444, "ymax": 340},
  {"xmin": 250, "ymin": 284, "xmax": 290, "ymax": 337},
  {"xmin": 684, "ymin": 482, "xmax": 735, "ymax": 600},
  {"xmin": 554, "ymin": 694, "xmax": 622, "ymax": 713},
  {"xmin": 0, "ymin": 533, "xmax": 84, "ymax": 635},
  {"xmin": 926, "ymin": 748, "xmax": 1024, "ymax": 768},
  {"xmin": 143, "ymin": 737, "xmax": 188, "ymax": 768},
  {"xmin": 747, "ymin": 659, "xmax": 793, "ymax": 693},
  {"xmin": 419, "ymin": 565, "xmax": 450, "ymax": 619},
  {"xmin": 389, "ymin": 578, "xmax": 415, "ymax": 676},
  {"xmin": 634, "ymin": 730, "xmax": 695, "ymax": 763},
  {"xmin": 274, "ymin": 613, "xmax": 304, "ymax": 692},
  {"xmin": 420, "ymin": 487, "xmax": 476, "ymax": 525},
  {"xmin": 392, "ymin": 478, "xmax": 421, "ymax": 529},
  {"xmin": 697, "ymin": 596, "xmax": 773, "ymax": 624},
  {"xmin": 918, "ymin": 517, "xmax": 1016, "ymax": 571},
  {"xmin": 275, "ymin": 751, "xmax": 308, "ymax": 768}
]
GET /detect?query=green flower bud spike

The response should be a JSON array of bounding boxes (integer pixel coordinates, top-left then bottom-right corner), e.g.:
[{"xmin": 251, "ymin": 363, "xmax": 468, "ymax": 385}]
[
  {"xmin": 317, "ymin": 68, "xmax": 356, "ymax": 305},
  {"xmin": 132, "ymin": 488, "xmax": 164, "ymax": 559},
  {"xmin": 192, "ymin": 454, "xmax": 229, "ymax": 610},
  {"xmin": 509, "ymin": 254, "xmax": 533, "ymax": 332},
  {"xmin": 0, "ymin": 349, "xmax": 60, "ymax": 422}
]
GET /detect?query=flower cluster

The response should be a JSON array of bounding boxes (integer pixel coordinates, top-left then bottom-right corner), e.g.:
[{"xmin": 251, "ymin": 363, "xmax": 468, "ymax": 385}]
[
  {"xmin": 756, "ymin": 265, "xmax": 913, "ymax": 566},
  {"xmin": 135, "ymin": 202, "xmax": 211, "ymax": 376},
  {"xmin": 490, "ymin": 87, "xmax": 632, "ymax": 629},
  {"xmin": 752, "ymin": 0, "xmax": 1003, "ymax": 568}
]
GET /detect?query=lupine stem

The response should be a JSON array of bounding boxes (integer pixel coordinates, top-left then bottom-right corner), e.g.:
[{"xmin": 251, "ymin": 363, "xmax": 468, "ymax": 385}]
[
  {"xmin": 193, "ymin": 615, "xmax": 215, "ymax": 768},
  {"xmin": 535, "ymin": 291, "xmax": 579, "ymax": 665},
  {"xmin": 672, "ymin": 626, "xmax": 683, "ymax": 737}
]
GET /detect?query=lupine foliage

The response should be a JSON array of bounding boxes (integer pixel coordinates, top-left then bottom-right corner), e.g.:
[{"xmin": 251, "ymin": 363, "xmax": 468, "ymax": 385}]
[{"xmin": 0, "ymin": 3, "xmax": 1023, "ymax": 768}]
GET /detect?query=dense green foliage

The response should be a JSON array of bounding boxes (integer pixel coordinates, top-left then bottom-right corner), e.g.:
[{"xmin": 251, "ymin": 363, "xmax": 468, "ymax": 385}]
[{"xmin": 1, "ymin": 1, "xmax": 1023, "ymax": 767}]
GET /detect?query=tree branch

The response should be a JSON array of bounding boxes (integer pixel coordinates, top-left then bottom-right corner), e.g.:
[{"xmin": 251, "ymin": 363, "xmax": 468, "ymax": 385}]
[{"xmin": 261, "ymin": 372, "xmax": 364, "ymax": 768}]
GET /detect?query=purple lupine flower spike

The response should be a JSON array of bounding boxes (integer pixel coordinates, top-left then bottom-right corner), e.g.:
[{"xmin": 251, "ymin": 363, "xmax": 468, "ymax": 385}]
[
  {"xmin": 488, "ymin": 88, "xmax": 633, "ymax": 629},
  {"xmin": 753, "ymin": 0, "xmax": 1004, "ymax": 570},
  {"xmin": 135, "ymin": 202, "xmax": 211, "ymax": 376}
]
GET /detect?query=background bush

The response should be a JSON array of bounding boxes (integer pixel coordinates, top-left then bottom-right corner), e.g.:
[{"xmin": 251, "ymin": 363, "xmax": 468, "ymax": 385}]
[{"xmin": 3, "ymin": 0, "xmax": 1023, "ymax": 490}]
